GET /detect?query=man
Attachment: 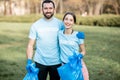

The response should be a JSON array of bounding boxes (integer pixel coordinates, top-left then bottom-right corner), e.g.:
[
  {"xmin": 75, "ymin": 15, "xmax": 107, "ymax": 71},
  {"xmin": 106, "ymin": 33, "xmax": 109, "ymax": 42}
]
[{"xmin": 26, "ymin": 0, "xmax": 64, "ymax": 80}]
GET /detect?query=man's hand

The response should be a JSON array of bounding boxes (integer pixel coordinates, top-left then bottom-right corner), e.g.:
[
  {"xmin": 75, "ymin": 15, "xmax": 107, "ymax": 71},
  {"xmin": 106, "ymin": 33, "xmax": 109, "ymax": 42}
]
[{"xmin": 26, "ymin": 59, "xmax": 32, "ymax": 72}]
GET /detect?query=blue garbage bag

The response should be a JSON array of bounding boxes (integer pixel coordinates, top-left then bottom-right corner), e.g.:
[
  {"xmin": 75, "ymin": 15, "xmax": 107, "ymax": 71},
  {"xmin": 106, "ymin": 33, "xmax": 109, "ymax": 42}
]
[
  {"xmin": 57, "ymin": 52, "xmax": 84, "ymax": 80},
  {"xmin": 23, "ymin": 63, "xmax": 39, "ymax": 80},
  {"xmin": 76, "ymin": 32, "xmax": 85, "ymax": 39}
]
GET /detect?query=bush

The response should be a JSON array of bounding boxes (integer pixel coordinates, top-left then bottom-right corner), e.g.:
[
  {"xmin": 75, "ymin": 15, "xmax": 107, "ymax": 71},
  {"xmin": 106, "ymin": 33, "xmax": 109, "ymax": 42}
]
[
  {"xmin": 0, "ymin": 14, "xmax": 42, "ymax": 23},
  {"xmin": 0, "ymin": 14, "xmax": 120, "ymax": 27},
  {"xmin": 77, "ymin": 14, "xmax": 120, "ymax": 27},
  {"xmin": 77, "ymin": 16, "xmax": 96, "ymax": 26},
  {"xmin": 96, "ymin": 15, "xmax": 120, "ymax": 27}
]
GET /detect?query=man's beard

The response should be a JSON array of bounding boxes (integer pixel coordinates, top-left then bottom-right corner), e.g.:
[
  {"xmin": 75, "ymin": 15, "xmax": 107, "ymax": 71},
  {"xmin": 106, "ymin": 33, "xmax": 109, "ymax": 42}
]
[{"xmin": 43, "ymin": 12, "xmax": 54, "ymax": 19}]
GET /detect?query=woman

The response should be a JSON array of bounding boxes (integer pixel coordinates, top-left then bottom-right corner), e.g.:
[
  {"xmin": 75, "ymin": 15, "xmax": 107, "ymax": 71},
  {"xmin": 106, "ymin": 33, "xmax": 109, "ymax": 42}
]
[{"xmin": 58, "ymin": 12, "xmax": 89, "ymax": 80}]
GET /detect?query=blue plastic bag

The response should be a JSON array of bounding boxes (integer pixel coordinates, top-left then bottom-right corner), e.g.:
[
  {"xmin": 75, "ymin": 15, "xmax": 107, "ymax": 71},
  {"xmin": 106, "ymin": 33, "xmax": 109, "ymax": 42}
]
[
  {"xmin": 76, "ymin": 32, "xmax": 85, "ymax": 39},
  {"xmin": 23, "ymin": 63, "xmax": 39, "ymax": 80},
  {"xmin": 57, "ymin": 52, "xmax": 84, "ymax": 80}
]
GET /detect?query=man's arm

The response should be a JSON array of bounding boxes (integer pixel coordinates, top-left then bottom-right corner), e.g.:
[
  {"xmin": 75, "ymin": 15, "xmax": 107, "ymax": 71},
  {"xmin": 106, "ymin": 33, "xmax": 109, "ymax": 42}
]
[{"xmin": 26, "ymin": 39, "xmax": 35, "ymax": 59}]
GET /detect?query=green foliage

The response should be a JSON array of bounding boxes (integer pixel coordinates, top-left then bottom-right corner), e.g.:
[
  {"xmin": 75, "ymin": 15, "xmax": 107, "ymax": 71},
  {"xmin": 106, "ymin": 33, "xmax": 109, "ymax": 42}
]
[
  {"xmin": 77, "ymin": 14, "xmax": 120, "ymax": 27},
  {"xmin": 0, "ymin": 14, "xmax": 120, "ymax": 27},
  {"xmin": 96, "ymin": 15, "xmax": 120, "ymax": 27},
  {"xmin": 0, "ymin": 14, "xmax": 42, "ymax": 23},
  {"xmin": 0, "ymin": 22, "xmax": 120, "ymax": 80},
  {"xmin": 77, "ymin": 16, "xmax": 96, "ymax": 26}
]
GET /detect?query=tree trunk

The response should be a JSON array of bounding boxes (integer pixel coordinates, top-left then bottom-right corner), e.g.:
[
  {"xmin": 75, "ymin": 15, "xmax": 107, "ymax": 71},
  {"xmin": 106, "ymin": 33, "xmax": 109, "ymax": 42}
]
[
  {"xmin": 94, "ymin": 3, "xmax": 101, "ymax": 15},
  {"xmin": 60, "ymin": 0, "xmax": 63, "ymax": 14},
  {"xmin": 9, "ymin": 0, "xmax": 12, "ymax": 15},
  {"xmin": 113, "ymin": 5, "xmax": 119, "ymax": 15},
  {"xmin": 89, "ymin": 7, "xmax": 94, "ymax": 16},
  {"xmin": 4, "ymin": 0, "xmax": 7, "ymax": 15}
]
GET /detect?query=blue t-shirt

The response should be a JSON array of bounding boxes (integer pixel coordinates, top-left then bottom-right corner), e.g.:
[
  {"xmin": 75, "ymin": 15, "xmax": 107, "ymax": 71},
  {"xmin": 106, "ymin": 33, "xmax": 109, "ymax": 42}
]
[
  {"xmin": 29, "ymin": 17, "xmax": 64, "ymax": 65},
  {"xmin": 58, "ymin": 30, "xmax": 84, "ymax": 63}
]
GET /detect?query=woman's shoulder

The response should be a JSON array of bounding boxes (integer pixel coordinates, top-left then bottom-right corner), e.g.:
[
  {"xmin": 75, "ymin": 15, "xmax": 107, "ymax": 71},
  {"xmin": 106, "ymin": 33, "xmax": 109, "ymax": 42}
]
[{"xmin": 74, "ymin": 31, "xmax": 85, "ymax": 39}]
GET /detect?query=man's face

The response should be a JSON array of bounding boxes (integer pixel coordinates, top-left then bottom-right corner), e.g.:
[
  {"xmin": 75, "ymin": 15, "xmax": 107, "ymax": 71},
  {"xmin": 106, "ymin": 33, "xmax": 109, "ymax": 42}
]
[{"xmin": 42, "ymin": 3, "xmax": 55, "ymax": 19}]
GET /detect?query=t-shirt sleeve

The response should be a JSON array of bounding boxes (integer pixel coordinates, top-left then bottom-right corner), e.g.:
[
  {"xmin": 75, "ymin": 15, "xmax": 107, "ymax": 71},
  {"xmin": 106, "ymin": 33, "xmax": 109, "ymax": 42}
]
[
  {"xmin": 78, "ymin": 39, "xmax": 84, "ymax": 45},
  {"xmin": 28, "ymin": 25, "xmax": 36, "ymax": 39},
  {"xmin": 76, "ymin": 31, "xmax": 85, "ymax": 44},
  {"xmin": 59, "ymin": 21, "xmax": 65, "ymax": 30}
]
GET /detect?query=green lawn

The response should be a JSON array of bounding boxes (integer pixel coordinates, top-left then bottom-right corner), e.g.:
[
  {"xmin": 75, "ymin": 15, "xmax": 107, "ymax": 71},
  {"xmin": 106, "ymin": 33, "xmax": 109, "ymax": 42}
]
[{"xmin": 0, "ymin": 22, "xmax": 120, "ymax": 80}]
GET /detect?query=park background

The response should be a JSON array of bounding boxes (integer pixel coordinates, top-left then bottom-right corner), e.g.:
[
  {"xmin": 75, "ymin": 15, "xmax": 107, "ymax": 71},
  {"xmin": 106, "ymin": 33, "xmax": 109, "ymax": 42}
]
[{"xmin": 0, "ymin": 0, "xmax": 120, "ymax": 80}]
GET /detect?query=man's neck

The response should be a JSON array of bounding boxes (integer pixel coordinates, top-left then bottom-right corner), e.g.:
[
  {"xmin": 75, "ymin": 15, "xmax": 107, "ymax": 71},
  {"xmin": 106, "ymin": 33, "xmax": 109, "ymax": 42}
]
[{"xmin": 44, "ymin": 16, "xmax": 54, "ymax": 21}]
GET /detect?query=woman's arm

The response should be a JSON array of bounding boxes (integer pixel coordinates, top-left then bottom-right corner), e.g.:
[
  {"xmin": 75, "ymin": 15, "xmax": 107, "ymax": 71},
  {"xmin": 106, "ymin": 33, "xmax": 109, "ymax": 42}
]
[{"xmin": 79, "ymin": 44, "xmax": 86, "ymax": 56}]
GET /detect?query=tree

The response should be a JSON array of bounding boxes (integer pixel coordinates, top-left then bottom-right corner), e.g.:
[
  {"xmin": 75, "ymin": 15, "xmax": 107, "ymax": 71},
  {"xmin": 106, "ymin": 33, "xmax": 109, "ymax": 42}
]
[
  {"xmin": 3, "ymin": 0, "xmax": 7, "ymax": 15},
  {"xmin": 104, "ymin": 0, "xmax": 120, "ymax": 14},
  {"xmin": 8, "ymin": 0, "xmax": 12, "ymax": 15},
  {"xmin": 85, "ymin": 0, "xmax": 104, "ymax": 16},
  {"xmin": 55, "ymin": 0, "xmax": 63, "ymax": 14}
]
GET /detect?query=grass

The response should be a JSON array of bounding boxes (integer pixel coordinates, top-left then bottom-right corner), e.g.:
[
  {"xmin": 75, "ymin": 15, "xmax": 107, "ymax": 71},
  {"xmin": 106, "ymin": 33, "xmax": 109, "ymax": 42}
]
[
  {"xmin": 0, "ymin": 22, "xmax": 120, "ymax": 80},
  {"xmin": 0, "ymin": 22, "xmax": 31, "ymax": 80}
]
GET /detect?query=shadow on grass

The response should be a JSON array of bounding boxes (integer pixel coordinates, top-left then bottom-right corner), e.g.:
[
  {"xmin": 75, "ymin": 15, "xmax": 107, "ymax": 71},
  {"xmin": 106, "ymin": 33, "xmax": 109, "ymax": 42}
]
[{"xmin": 0, "ymin": 59, "xmax": 26, "ymax": 80}]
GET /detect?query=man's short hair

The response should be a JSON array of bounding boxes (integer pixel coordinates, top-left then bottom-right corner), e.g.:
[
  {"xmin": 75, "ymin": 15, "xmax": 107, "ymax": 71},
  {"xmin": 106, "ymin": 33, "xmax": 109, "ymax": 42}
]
[{"xmin": 42, "ymin": 0, "xmax": 55, "ymax": 8}]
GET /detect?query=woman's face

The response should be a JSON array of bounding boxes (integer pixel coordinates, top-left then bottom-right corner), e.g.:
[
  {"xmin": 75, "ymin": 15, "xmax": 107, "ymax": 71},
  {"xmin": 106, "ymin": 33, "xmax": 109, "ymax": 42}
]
[{"xmin": 63, "ymin": 14, "xmax": 74, "ymax": 29}]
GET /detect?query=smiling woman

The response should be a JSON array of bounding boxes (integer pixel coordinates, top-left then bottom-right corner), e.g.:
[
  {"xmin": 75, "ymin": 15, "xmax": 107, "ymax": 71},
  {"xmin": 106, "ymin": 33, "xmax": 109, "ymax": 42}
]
[{"xmin": 58, "ymin": 12, "xmax": 89, "ymax": 80}]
